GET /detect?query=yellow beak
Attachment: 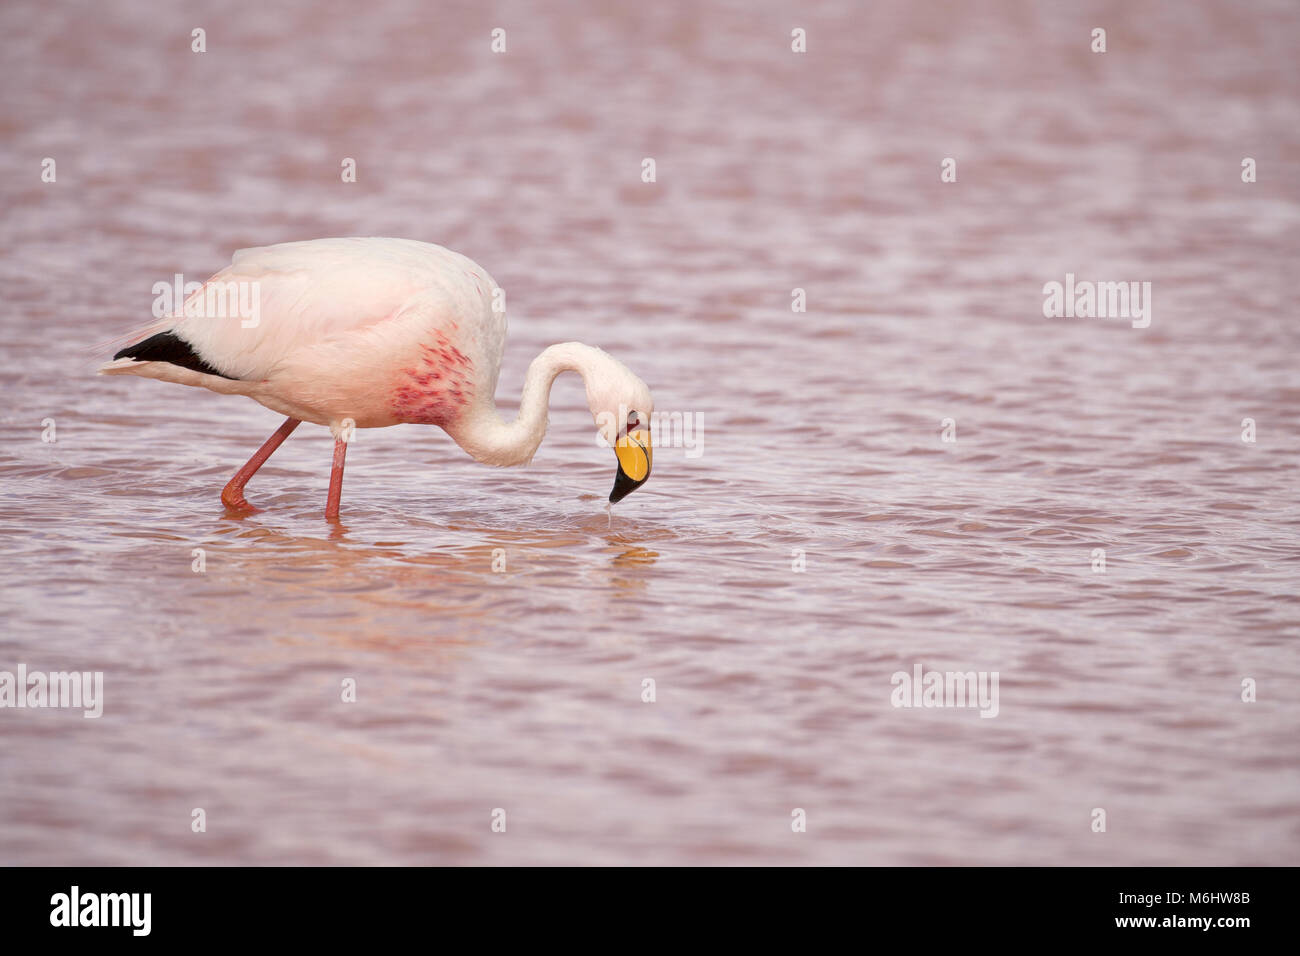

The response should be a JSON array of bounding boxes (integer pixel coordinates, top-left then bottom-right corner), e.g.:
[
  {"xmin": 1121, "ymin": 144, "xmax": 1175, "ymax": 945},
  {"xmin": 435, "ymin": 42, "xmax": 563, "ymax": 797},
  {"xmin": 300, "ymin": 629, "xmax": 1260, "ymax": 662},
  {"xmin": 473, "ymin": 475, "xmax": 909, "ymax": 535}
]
[{"xmin": 610, "ymin": 427, "xmax": 652, "ymax": 502}]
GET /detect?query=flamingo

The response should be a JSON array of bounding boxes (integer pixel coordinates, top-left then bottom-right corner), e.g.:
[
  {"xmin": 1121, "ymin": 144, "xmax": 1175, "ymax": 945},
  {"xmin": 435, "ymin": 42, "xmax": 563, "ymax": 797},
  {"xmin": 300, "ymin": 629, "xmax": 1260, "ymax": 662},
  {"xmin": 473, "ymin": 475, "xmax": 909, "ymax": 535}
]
[{"xmin": 100, "ymin": 238, "xmax": 654, "ymax": 518}]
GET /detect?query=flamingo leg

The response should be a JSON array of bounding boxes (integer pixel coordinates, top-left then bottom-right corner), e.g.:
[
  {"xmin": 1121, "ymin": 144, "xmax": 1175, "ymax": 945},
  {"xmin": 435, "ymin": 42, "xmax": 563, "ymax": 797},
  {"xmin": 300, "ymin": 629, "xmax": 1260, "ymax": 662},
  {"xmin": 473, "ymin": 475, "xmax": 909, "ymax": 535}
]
[
  {"xmin": 221, "ymin": 417, "xmax": 302, "ymax": 511},
  {"xmin": 325, "ymin": 435, "xmax": 348, "ymax": 520}
]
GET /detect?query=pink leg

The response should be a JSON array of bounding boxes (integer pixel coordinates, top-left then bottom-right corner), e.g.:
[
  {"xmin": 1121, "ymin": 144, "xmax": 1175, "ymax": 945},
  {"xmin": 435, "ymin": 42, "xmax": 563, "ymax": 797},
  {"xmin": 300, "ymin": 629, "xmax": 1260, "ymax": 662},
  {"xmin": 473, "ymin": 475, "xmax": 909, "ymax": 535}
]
[
  {"xmin": 222, "ymin": 417, "xmax": 302, "ymax": 512},
  {"xmin": 325, "ymin": 435, "xmax": 347, "ymax": 519}
]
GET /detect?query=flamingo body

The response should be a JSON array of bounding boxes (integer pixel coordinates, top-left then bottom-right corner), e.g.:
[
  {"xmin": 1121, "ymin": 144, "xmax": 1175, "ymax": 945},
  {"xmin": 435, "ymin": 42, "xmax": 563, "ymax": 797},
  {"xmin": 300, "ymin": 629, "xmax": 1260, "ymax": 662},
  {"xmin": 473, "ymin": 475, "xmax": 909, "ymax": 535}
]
[
  {"xmin": 106, "ymin": 238, "xmax": 502, "ymax": 432},
  {"xmin": 101, "ymin": 238, "xmax": 655, "ymax": 516}
]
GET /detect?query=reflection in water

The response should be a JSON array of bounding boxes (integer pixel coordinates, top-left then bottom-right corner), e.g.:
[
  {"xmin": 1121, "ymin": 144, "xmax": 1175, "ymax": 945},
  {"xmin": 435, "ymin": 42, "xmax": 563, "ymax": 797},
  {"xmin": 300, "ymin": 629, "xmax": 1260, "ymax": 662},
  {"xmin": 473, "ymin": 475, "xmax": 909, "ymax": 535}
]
[
  {"xmin": 610, "ymin": 546, "xmax": 659, "ymax": 568},
  {"xmin": 608, "ymin": 545, "xmax": 660, "ymax": 595}
]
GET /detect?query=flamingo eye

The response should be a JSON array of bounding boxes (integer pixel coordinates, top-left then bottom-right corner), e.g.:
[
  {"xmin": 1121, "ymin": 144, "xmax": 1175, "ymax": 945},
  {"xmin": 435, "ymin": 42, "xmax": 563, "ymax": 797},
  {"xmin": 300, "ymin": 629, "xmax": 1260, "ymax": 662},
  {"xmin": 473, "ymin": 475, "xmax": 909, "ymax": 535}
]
[{"xmin": 627, "ymin": 410, "xmax": 639, "ymax": 428}]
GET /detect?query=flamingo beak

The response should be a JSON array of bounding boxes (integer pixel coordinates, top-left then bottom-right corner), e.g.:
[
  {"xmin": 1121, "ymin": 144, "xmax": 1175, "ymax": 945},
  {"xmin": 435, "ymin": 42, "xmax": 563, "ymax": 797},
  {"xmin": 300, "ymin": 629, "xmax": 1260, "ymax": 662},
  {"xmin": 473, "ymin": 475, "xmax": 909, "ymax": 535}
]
[{"xmin": 610, "ymin": 427, "xmax": 652, "ymax": 503}]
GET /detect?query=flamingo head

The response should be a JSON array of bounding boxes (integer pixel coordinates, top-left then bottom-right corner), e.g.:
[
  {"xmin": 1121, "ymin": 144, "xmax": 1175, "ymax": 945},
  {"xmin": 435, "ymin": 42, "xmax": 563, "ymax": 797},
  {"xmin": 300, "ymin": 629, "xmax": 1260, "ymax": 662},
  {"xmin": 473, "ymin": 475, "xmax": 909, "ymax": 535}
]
[{"xmin": 586, "ymin": 360, "xmax": 654, "ymax": 503}]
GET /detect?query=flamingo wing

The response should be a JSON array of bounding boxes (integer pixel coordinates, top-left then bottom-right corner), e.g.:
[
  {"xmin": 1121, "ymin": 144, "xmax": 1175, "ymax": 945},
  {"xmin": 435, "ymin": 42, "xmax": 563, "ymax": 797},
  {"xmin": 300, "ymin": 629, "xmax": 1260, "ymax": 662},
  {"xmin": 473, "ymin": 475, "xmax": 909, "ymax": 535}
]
[
  {"xmin": 104, "ymin": 238, "xmax": 505, "ymax": 428},
  {"xmin": 168, "ymin": 238, "xmax": 490, "ymax": 381}
]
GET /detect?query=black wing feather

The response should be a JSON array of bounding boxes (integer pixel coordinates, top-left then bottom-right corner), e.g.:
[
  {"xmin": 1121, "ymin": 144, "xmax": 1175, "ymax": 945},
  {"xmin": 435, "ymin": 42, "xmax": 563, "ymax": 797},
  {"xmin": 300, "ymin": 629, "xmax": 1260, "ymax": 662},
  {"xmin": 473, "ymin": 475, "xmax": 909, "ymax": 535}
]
[{"xmin": 114, "ymin": 331, "xmax": 236, "ymax": 380}]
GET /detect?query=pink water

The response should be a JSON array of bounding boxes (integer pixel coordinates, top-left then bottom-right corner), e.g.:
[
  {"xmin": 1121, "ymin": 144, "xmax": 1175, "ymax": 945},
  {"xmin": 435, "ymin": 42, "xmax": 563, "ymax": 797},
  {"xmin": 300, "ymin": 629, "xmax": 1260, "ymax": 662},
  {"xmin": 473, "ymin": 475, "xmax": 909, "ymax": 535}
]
[{"xmin": 2, "ymin": 0, "xmax": 1298, "ymax": 865}]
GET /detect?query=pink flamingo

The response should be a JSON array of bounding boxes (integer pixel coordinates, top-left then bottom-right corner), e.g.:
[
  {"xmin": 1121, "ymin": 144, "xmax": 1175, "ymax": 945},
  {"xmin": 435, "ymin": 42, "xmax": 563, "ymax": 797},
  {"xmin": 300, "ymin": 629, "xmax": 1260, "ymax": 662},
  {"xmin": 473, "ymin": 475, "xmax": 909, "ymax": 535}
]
[{"xmin": 101, "ymin": 238, "xmax": 654, "ymax": 518}]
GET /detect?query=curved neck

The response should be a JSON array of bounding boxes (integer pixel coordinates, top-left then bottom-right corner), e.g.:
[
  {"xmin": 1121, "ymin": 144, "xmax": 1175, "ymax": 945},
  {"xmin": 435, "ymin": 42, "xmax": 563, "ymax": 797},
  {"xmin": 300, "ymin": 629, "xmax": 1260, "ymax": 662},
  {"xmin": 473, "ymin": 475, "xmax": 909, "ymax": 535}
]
[{"xmin": 448, "ymin": 342, "xmax": 602, "ymax": 466}]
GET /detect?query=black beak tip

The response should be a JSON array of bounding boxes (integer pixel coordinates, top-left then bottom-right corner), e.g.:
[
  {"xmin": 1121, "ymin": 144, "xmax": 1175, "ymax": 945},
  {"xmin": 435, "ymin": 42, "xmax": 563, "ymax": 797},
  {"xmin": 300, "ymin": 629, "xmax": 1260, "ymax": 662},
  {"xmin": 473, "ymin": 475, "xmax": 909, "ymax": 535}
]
[{"xmin": 609, "ymin": 464, "xmax": 646, "ymax": 504}]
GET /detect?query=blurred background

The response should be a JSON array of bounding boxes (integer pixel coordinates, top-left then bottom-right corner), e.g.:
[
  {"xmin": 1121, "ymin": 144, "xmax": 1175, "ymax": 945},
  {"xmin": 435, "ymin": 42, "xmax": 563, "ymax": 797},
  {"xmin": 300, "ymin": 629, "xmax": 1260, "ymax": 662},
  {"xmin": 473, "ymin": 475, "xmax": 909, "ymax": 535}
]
[{"xmin": 0, "ymin": 0, "xmax": 1297, "ymax": 864}]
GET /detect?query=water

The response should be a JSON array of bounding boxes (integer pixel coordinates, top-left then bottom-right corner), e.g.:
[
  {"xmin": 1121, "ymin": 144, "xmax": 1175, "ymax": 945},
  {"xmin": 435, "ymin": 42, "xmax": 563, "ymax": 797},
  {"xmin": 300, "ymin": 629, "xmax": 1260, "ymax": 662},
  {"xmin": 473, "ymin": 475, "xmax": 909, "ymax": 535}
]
[{"xmin": 1, "ymin": 0, "xmax": 1298, "ymax": 865}]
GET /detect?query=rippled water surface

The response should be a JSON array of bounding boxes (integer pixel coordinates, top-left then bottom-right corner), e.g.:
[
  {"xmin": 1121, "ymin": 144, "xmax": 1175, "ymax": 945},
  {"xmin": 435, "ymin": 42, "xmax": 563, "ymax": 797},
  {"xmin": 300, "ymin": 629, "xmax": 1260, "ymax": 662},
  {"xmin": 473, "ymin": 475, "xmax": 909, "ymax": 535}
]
[{"xmin": 2, "ymin": 0, "xmax": 1299, "ymax": 865}]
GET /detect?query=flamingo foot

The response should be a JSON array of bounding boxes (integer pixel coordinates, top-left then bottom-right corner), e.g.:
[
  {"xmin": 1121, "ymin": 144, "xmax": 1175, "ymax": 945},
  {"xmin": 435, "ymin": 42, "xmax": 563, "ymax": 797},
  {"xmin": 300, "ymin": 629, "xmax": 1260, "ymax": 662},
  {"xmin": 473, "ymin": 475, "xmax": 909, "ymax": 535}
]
[
  {"xmin": 220, "ymin": 483, "xmax": 260, "ymax": 513},
  {"xmin": 221, "ymin": 417, "xmax": 301, "ymax": 514}
]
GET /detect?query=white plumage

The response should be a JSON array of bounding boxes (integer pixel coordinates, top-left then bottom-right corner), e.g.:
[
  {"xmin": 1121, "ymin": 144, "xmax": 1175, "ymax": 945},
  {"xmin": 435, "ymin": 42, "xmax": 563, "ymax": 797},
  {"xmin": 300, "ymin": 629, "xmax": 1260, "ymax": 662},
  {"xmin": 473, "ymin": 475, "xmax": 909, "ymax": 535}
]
[{"xmin": 102, "ymin": 237, "xmax": 655, "ymax": 516}]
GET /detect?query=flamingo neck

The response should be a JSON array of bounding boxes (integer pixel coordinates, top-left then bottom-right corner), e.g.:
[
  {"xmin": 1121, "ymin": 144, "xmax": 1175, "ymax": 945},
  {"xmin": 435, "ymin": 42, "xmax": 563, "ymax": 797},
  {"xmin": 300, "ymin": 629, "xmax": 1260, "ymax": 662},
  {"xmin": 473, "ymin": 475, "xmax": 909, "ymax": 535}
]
[{"xmin": 448, "ymin": 342, "xmax": 602, "ymax": 466}]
